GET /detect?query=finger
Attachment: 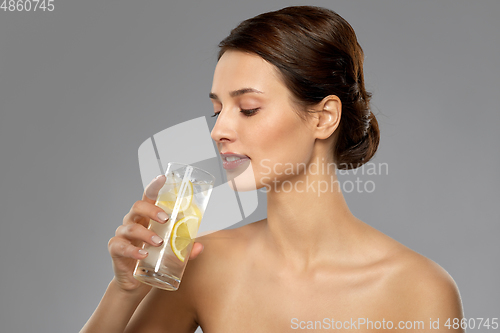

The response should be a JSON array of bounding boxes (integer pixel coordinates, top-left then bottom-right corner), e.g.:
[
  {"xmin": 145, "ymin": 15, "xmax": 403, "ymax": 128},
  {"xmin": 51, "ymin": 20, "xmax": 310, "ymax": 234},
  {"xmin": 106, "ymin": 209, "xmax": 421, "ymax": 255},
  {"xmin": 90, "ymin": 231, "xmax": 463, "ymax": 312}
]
[
  {"xmin": 115, "ymin": 223, "xmax": 164, "ymax": 247},
  {"xmin": 125, "ymin": 200, "xmax": 170, "ymax": 226},
  {"xmin": 108, "ymin": 237, "xmax": 149, "ymax": 260},
  {"xmin": 142, "ymin": 174, "xmax": 166, "ymax": 204},
  {"xmin": 189, "ymin": 242, "xmax": 204, "ymax": 260}
]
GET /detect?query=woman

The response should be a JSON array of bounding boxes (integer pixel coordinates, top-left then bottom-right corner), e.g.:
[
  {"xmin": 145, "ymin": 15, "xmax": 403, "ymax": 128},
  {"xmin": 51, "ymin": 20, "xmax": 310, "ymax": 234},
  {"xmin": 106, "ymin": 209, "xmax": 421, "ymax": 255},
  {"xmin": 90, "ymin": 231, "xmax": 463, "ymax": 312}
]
[{"xmin": 82, "ymin": 6, "xmax": 463, "ymax": 332}]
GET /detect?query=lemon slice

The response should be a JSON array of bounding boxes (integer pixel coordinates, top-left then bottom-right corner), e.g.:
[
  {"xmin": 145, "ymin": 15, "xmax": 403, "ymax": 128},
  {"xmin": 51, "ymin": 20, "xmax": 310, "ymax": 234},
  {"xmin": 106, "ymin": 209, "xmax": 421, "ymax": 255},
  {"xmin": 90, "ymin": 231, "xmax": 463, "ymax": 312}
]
[
  {"xmin": 157, "ymin": 180, "xmax": 193, "ymax": 213},
  {"xmin": 156, "ymin": 188, "xmax": 176, "ymax": 213},
  {"xmin": 170, "ymin": 215, "xmax": 200, "ymax": 262},
  {"xmin": 181, "ymin": 202, "xmax": 202, "ymax": 220}
]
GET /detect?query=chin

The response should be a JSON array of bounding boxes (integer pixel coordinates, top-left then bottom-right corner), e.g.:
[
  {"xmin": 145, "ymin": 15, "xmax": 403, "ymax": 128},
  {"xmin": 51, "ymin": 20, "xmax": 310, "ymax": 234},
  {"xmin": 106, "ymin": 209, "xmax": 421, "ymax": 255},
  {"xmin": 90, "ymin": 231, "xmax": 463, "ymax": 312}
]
[{"xmin": 225, "ymin": 161, "xmax": 257, "ymax": 192}]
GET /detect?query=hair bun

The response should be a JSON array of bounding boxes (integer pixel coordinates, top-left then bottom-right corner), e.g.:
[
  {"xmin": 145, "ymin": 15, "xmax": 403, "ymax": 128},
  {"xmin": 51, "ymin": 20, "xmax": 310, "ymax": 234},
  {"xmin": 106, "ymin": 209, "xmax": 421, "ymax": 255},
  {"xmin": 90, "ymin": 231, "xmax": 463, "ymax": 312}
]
[{"xmin": 336, "ymin": 110, "xmax": 380, "ymax": 170}]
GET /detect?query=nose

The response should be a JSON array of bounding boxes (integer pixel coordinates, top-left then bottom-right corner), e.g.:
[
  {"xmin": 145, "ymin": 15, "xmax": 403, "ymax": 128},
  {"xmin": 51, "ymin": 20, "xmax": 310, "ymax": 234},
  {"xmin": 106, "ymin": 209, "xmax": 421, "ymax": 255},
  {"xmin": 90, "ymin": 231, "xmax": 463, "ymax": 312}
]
[{"xmin": 210, "ymin": 109, "xmax": 237, "ymax": 145}]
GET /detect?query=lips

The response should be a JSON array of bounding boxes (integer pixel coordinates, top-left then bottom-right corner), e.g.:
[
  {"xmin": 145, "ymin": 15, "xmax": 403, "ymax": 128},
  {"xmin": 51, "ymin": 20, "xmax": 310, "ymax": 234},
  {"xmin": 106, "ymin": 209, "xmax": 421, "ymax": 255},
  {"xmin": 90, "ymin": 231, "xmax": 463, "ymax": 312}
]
[{"xmin": 221, "ymin": 152, "xmax": 250, "ymax": 170}]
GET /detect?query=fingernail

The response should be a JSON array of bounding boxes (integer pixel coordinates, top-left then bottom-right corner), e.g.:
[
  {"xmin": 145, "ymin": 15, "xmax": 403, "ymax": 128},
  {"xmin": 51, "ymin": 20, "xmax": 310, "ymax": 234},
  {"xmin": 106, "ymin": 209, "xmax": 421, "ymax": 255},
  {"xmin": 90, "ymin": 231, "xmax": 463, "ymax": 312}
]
[
  {"xmin": 157, "ymin": 211, "xmax": 169, "ymax": 222},
  {"xmin": 155, "ymin": 174, "xmax": 164, "ymax": 180},
  {"xmin": 151, "ymin": 235, "xmax": 163, "ymax": 245},
  {"xmin": 138, "ymin": 249, "xmax": 148, "ymax": 256}
]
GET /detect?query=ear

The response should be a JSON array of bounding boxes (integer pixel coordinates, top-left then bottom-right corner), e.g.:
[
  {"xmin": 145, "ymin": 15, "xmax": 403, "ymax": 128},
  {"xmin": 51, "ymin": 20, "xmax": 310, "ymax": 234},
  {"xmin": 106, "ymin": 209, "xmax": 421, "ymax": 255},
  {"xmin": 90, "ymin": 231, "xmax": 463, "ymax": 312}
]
[{"xmin": 312, "ymin": 95, "xmax": 341, "ymax": 140}]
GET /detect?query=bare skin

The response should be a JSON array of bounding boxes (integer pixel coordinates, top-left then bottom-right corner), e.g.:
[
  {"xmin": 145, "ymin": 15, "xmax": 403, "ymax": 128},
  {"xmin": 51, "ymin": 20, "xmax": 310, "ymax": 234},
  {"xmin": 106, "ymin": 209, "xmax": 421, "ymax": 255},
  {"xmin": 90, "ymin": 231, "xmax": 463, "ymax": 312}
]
[{"xmin": 82, "ymin": 51, "xmax": 463, "ymax": 332}]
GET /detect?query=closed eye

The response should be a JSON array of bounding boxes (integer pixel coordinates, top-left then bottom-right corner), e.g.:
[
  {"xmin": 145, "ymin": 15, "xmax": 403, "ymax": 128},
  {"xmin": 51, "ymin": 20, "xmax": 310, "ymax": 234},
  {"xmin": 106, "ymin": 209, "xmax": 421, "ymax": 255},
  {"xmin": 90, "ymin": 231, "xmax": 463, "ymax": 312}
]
[
  {"xmin": 240, "ymin": 108, "xmax": 260, "ymax": 116},
  {"xmin": 211, "ymin": 108, "xmax": 260, "ymax": 118}
]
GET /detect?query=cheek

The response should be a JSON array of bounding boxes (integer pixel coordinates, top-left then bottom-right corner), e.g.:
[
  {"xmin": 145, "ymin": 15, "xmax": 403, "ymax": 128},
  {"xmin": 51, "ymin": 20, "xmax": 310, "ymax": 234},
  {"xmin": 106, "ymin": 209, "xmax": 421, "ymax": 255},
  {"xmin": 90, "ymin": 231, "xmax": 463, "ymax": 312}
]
[{"xmin": 251, "ymin": 114, "xmax": 314, "ymax": 179}]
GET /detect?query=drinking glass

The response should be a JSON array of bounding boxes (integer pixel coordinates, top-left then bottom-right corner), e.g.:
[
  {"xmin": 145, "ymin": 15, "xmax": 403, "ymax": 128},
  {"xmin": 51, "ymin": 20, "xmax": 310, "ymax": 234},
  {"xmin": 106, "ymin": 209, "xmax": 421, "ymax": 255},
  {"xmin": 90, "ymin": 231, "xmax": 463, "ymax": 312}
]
[{"xmin": 133, "ymin": 162, "xmax": 215, "ymax": 291}]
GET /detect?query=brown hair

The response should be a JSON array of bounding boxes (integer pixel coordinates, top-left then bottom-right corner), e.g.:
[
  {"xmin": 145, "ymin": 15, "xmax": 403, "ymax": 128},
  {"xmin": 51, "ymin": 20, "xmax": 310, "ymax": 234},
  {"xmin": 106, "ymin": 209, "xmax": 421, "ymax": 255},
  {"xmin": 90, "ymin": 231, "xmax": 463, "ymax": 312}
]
[{"xmin": 218, "ymin": 6, "xmax": 379, "ymax": 169}]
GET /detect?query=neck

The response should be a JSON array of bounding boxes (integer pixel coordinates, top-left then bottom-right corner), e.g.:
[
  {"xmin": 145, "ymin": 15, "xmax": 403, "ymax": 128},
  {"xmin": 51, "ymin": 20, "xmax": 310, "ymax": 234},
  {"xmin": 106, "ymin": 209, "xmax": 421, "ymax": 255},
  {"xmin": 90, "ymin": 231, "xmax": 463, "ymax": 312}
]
[{"xmin": 262, "ymin": 158, "xmax": 363, "ymax": 270}]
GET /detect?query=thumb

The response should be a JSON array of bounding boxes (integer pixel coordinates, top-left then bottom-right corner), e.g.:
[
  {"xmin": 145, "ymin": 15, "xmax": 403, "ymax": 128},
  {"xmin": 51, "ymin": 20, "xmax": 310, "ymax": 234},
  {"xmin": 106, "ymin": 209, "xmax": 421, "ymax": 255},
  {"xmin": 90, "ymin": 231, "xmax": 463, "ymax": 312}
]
[
  {"xmin": 142, "ymin": 174, "xmax": 166, "ymax": 204},
  {"xmin": 189, "ymin": 242, "xmax": 204, "ymax": 260}
]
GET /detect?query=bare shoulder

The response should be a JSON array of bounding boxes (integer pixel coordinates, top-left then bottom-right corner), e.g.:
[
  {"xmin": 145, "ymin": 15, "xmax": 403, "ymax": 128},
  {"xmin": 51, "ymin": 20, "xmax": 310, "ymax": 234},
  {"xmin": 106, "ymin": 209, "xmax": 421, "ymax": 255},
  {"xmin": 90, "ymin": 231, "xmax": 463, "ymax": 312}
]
[
  {"xmin": 355, "ymin": 220, "xmax": 463, "ymax": 317},
  {"xmin": 194, "ymin": 218, "xmax": 264, "ymax": 266},
  {"xmin": 186, "ymin": 219, "xmax": 264, "ymax": 276},
  {"xmin": 380, "ymin": 244, "xmax": 464, "ymax": 321},
  {"xmin": 179, "ymin": 219, "xmax": 265, "ymax": 299},
  {"xmin": 125, "ymin": 220, "xmax": 264, "ymax": 332}
]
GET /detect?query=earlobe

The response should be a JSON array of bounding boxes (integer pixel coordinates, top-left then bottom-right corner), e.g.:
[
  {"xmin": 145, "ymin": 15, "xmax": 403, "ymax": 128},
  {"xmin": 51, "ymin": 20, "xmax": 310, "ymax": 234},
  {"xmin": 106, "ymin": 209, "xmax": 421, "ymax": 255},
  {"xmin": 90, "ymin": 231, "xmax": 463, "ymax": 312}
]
[{"xmin": 315, "ymin": 95, "xmax": 341, "ymax": 140}]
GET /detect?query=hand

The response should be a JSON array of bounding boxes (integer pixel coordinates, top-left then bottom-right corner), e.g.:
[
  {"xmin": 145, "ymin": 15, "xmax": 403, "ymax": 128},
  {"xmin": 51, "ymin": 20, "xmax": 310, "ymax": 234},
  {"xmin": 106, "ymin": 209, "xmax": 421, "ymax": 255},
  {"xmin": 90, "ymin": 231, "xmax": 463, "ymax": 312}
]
[{"xmin": 107, "ymin": 175, "xmax": 204, "ymax": 292}]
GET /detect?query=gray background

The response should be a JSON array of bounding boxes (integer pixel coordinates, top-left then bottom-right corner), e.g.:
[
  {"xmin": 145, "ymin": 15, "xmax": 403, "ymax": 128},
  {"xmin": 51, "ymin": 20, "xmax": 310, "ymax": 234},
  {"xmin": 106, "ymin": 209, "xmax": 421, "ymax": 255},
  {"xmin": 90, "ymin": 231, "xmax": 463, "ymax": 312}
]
[{"xmin": 1, "ymin": 0, "xmax": 499, "ymax": 332}]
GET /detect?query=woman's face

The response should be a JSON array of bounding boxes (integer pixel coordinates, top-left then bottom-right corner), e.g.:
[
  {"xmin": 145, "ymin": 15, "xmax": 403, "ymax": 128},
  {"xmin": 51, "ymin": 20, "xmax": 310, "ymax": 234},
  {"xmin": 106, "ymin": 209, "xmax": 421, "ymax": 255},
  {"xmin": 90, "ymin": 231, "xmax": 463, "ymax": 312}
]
[{"xmin": 210, "ymin": 50, "xmax": 318, "ymax": 190}]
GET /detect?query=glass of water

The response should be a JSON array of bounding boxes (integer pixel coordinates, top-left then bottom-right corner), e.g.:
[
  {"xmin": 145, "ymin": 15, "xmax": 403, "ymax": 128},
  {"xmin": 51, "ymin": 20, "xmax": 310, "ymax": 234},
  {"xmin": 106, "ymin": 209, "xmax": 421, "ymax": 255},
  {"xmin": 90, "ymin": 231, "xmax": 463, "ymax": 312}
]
[{"xmin": 133, "ymin": 162, "xmax": 215, "ymax": 291}]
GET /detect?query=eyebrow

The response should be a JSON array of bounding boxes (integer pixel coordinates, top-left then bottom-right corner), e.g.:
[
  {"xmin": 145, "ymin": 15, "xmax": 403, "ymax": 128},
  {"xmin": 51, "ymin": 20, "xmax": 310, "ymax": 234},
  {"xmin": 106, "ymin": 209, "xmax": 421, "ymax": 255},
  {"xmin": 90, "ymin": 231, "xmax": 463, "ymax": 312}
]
[{"xmin": 209, "ymin": 88, "xmax": 264, "ymax": 100}]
